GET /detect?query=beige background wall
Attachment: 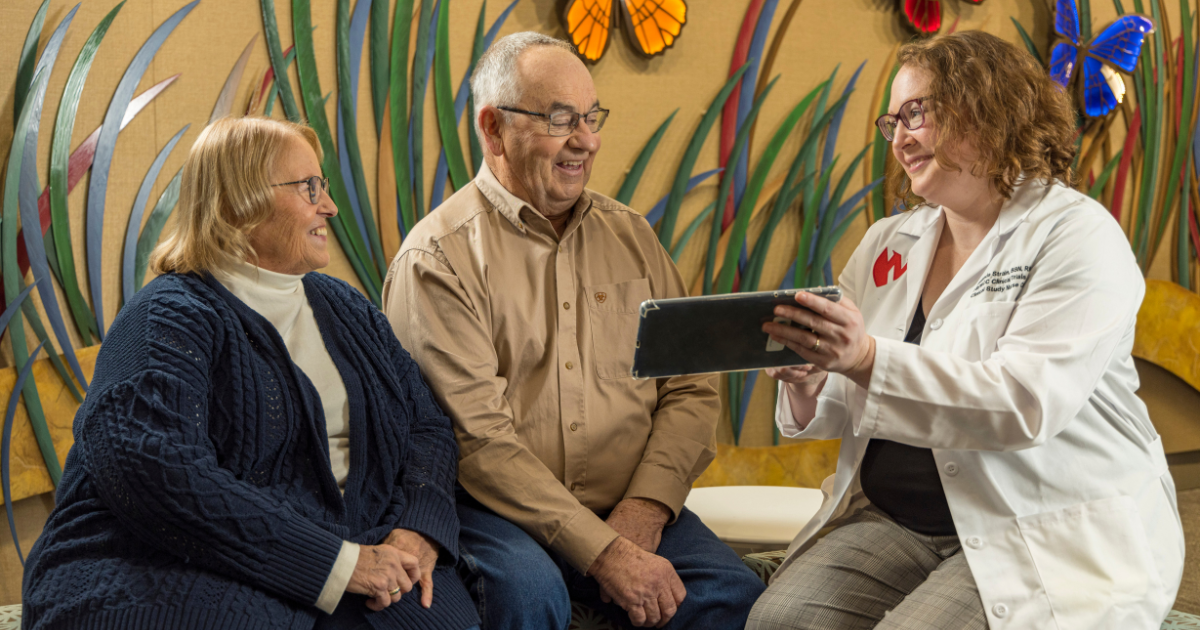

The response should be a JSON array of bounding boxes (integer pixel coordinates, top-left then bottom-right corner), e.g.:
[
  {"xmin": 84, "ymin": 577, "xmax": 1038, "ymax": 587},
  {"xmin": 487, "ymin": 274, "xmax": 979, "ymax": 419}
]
[{"xmin": 0, "ymin": 0, "xmax": 1190, "ymax": 445}]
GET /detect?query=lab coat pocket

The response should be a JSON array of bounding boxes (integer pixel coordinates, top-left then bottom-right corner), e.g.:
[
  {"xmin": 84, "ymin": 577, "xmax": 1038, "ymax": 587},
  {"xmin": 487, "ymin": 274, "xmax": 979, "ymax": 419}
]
[
  {"xmin": 951, "ymin": 301, "xmax": 1016, "ymax": 361},
  {"xmin": 586, "ymin": 279, "xmax": 651, "ymax": 379},
  {"xmin": 1017, "ymin": 495, "xmax": 1161, "ymax": 629}
]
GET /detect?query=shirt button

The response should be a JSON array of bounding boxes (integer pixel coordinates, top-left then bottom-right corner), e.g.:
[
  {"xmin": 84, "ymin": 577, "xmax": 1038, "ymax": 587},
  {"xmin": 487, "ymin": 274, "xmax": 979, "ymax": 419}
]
[
  {"xmin": 943, "ymin": 462, "xmax": 959, "ymax": 476},
  {"xmin": 558, "ymin": 245, "xmax": 564, "ymax": 252},
  {"xmin": 966, "ymin": 536, "xmax": 983, "ymax": 549},
  {"xmin": 565, "ymin": 361, "xmax": 574, "ymax": 370},
  {"xmin": 570, "ymin": 483, "xmax": 578, "ymax": 491},
  {"xmin": 563, "ymin": 302, "xmax": 570, "ymax": 310},
  {"xmin": 930, "ymin": 318, "xmax": 944, "ymax": 330},
  {"xmin": 992, "ymin": 603, "xmax": 1009, "ymax": 618},
  {"xmin": 570, "ymin": 422, "xmax": 579, "ymax": 432}
]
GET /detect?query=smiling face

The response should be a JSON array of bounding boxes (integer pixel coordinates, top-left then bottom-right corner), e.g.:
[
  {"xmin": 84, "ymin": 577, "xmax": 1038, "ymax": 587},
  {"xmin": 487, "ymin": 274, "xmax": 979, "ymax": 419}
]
[
  {"xmin": 247, "ymin": 135, "xmax": 337, "ymax": 275},
  {"xmin": 489, "ymin": 46, "xmax": 601, "ymax": 219},
  {"xmin": 889, "ymin": 65, "xmax": 990, "ymax": 212}
]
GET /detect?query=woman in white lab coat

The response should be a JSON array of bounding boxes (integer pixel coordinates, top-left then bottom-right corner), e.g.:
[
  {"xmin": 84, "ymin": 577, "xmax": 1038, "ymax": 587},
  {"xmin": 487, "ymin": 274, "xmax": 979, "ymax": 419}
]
[{"xmin": 745, "ymin": 31, "xmax": 1183, "ymax": 630}]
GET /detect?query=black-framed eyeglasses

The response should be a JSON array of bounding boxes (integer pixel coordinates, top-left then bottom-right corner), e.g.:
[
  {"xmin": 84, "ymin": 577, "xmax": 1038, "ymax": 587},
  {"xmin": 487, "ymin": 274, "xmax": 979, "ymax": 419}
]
[
  {"xmin": 496, "ymin": 106, "xmax": 610, "ymax": 136},
  {"xmin": 875, "ymin": 96, "xmax": 932, "ymax": 142},
  {"xmin": 271, "ymin": 175, "xmax": 329, "ymax": 205}
]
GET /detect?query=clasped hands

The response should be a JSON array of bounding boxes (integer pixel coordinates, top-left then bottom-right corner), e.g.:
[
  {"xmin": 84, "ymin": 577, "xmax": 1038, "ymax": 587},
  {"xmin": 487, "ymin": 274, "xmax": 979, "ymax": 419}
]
[
  {"xmin": 588, "ymin": 498, "xmax": 686, "ymax": 628},
  {"xmin": 761, "ymin": 291, "xmax": 876, "ymax": 391},
  {"xmin": 346, "ymin": 528, "xmax": 439, "ymax": 611}
]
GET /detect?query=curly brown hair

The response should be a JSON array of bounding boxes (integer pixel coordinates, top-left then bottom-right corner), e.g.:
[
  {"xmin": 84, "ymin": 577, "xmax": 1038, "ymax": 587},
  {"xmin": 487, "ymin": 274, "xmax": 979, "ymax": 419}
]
[{"xmin": 893, "ymin": 30, "xmax": 1077, "ymax": 206}]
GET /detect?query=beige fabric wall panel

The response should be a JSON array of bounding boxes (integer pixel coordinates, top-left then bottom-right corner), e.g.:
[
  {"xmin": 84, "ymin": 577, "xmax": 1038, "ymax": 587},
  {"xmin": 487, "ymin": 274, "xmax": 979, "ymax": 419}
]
[{"xmin": 0, "ymin": 0, "xmax": 1188, "ymax": 445}]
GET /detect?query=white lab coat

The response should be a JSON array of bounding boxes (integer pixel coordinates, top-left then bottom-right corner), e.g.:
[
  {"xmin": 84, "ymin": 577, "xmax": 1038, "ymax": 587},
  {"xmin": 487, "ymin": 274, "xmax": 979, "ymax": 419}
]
[{"xmin": 771, "ymin": 179, "xmax": 1184, "ymax": 630}]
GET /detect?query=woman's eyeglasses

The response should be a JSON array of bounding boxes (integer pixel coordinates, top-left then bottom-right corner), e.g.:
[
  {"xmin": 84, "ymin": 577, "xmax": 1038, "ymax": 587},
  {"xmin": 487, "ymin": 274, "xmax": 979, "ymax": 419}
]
[
  {"xmin": 496, "ymin": 106, "xmax": 610, "ymax": 136},
  {"xmin": 875, "ymin": 97, "xmax": 931, "ymax": 142},
  {"xmin": 272, "ymin": 175, "xmax": 329, "ymax": 205}
]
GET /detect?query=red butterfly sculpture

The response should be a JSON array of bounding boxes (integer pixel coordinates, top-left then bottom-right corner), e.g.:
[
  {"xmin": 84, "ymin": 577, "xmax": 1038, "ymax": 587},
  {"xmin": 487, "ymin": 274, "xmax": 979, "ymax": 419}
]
[{"xmin": 902, "ymin": 0, "xmax": 986, "ymax": 35}]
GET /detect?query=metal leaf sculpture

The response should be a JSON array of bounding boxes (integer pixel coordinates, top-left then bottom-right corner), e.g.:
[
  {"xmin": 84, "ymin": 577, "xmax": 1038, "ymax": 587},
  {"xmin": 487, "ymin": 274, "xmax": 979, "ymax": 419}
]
[
  {"xmin": 14, "ymin": 0, "xmax": 50, "ymax": 125},
  {"xmin": 211, "ymin": 35, "xmax": 258, "ymax": 123},
  {"xmin": 292, "ymin": 0, "xmax": 383, "ymax": 303},
  {"xmin": 3, "ymin": 340, "xmax": 46, "ymax": 565},
  {"xmin": 430, "ymin": 0, "xmax": 521, "ymax": 208},
  {"xmin": 48, "ymin": 1, "xmax": 125, "ymax": 347},
  {"xmin": 86, "ymin": 0, "xmax": 200, "ymax": 339},
  {"xmin": 134, "ymin": 169, "xmax": 185, "ymax": 293},
  {"xmin": 337, "ymin": 0, "xmax": 385, "ymax": 274},
  {"xmin": 19, "ymin": 5, "xmax": 90, "ymax": 394},
  {"xmin": 614, "ymin": 110, "xmax": 677, "ymax": 207},
  {"xmin": 4, "ymin": 69, "xmax": 60, "ymax": 483},
  {"xmin": 433, "ymin": 0, "xmax": 472, "ymax": 194},
  {"xmin": 122, "ymin": 125, "xmax": 190, "ymax": 307}
]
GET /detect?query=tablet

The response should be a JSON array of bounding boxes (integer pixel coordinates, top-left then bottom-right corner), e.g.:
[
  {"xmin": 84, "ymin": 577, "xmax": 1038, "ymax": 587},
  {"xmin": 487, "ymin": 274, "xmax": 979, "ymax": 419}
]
[{"xmin": 630, "ymin": 286, "xmax": 842, "ymax": 379}]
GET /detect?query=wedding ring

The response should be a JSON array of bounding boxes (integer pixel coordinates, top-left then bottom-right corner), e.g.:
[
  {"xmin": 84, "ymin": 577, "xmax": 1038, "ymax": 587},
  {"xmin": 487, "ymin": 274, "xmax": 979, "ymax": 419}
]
[
  {"xmin": 388, "ymin": 586, "xmax": 402, "ymax": 596},
  {"xmin": 811, "ymin": 337, "xmax": 821, "ymax": 351}
]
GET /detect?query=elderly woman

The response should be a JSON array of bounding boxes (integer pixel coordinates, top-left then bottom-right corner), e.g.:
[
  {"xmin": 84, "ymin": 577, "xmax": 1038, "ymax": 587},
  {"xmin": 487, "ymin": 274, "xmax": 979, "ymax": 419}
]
[
  {"xmin": 22, "ymin": 117, "xmax": 479, "ymax": 630},
  {"xmin": 746, "ymin": 32, "xmax": 1183, "ymax": 630}
]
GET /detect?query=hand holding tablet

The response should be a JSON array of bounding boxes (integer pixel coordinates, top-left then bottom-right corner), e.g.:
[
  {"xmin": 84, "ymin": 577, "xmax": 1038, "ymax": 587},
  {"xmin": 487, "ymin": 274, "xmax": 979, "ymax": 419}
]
[{"xmin": 630, "ymin": 286, "xmax": 843, "ymax": 379}]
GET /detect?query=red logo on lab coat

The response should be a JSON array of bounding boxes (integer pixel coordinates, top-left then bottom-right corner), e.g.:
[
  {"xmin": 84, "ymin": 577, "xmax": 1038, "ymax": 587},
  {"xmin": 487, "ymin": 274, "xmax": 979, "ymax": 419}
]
[{"xmin": 873, "ymin": 249, "xmax": 907, "ymax": 287}]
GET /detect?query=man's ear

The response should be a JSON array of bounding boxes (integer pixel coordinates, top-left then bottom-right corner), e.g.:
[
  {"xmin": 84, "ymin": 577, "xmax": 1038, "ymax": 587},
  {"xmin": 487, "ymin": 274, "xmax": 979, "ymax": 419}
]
[{"xmin": 479, "ymin": 106, "xmax": 505, "ymax": 157}]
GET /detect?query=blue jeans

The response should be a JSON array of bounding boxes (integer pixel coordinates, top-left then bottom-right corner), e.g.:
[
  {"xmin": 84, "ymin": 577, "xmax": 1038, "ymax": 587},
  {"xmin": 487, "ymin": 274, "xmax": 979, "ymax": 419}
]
[{"xmin": 455, "ymin": 492, "xmax": 765, "ymax": 630}]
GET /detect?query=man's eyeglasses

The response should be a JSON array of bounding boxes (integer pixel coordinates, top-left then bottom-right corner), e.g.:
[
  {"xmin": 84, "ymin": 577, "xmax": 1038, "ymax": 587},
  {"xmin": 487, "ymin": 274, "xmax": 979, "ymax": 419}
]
[
  {"xmin": 875, "ymin": 97, "xmax": 932, "ymax": 142},
  {"xmin": 496, "ymin": 106, "xmax": 610, "ymax": 137},
  {"xmin": 271, "ymin": 175, "xmax": 329, "ymax": 205}
]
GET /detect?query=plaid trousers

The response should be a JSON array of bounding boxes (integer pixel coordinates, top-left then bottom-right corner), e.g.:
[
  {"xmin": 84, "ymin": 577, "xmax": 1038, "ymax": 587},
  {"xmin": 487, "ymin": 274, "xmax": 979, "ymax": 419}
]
[{"xmin": 746, "ymin": 506, "xmax": 987, "ymax": 630}]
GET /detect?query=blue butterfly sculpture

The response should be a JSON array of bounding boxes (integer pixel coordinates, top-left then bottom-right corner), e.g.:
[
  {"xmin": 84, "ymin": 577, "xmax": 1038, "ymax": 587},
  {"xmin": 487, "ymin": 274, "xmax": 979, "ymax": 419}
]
[{"xmin": 1049, "ymin": 0, "xmax": 1154, "ymax": 117}]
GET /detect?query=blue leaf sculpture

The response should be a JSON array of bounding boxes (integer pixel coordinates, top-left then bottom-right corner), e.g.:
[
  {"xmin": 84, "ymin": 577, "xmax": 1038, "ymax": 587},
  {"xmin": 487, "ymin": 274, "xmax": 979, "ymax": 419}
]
[{"xmin": 86, "ymin": 0, "xmax": 199, "ymax": 339}]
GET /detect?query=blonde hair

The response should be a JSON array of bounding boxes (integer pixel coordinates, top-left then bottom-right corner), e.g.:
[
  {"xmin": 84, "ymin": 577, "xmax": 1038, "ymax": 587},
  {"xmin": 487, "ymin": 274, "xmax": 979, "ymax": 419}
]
[{"xmin": 150, "ymin": 116, "xmax": 322, "ymax": 275}]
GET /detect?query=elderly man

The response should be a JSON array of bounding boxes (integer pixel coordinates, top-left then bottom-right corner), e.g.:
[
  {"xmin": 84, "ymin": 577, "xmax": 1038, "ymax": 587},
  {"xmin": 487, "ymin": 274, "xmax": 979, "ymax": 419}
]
[{"xmin": 383, "ymin": 32, "xmax": 764, "ymax": 630}]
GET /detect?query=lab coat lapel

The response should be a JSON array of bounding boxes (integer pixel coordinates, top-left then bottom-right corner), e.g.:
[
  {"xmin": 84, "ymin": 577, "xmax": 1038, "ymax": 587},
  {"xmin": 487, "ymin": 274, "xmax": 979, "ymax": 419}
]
[
  {"xmin": 898, "ymin": 209, "xmax": 942, "ymax": 335},
  {"xmin": 929, "ymin": 181, "xmax": 1049, "ymax": 312}
]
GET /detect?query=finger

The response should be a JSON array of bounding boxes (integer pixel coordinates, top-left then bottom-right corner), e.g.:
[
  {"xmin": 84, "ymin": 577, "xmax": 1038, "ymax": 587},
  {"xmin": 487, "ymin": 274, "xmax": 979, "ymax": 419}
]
[
  {"xmin": 628, "ymin": 605, "xmax": 648, "ymax": 627},
  {"xmin": 404, "ymin": 562, "xmax": 422, "ymax": 591},
  {"xmin": 763, "ymin": 320, "xmax": 815, "ymax": 346},
  {"xmin": 671, "ymin": 576, "xmax": 687, "ymax": 606},
  {"xmin": 600, "ymin": 587, "xmax": 612, "ymax": 604},
  {"xmin": 657, "ymin": 589, "xmax": 678, "ymax": 628},
  {"xmin": 782, "ymin": 338, "xmax": 824, "ymax": 366},
  {"xmin": 369, "ymin": 591, "xmax": 389, "ymax": 611},
  {"xmin": 768, "ymin": 306, "xmax": 821, "ymax": 332},
  {"xmin": 799, "ymin": 291, "xmax": 856, "ymax": 327},
  {"xmin": 420, "ymin": 571, "xmax": 434, "ymax": 609},
  {"xmin": 772, "ymin": 329, "xmax": 821, "ymax": 354},
  {"xmin": 642, "ymin": 598, "xmax": 662, "ymax": 627}
]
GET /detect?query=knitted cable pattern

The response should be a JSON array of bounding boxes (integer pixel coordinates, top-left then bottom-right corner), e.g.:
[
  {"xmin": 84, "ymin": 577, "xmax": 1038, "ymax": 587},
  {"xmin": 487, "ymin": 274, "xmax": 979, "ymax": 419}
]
[{"xmin": 21, "ymin": 273, "xmax": 476, "ymax": 630}]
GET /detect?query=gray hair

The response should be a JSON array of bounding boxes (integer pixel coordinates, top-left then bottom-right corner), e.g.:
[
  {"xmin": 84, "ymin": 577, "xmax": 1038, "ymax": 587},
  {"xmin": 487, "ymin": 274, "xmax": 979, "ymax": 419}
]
[{"xmin": 469, "ymin": 31, "xmax": 576, "ymax": 141}]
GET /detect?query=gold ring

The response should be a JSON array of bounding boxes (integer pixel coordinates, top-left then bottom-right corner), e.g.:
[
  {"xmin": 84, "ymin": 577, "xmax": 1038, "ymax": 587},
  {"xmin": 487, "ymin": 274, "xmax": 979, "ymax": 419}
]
[
  {"xmin": 811, "ymin": 337, "xmax": 821, "ymax": 351},
  {"xmin": 388, "ymin": 586, "xmax": 402, "ymax": 596}
]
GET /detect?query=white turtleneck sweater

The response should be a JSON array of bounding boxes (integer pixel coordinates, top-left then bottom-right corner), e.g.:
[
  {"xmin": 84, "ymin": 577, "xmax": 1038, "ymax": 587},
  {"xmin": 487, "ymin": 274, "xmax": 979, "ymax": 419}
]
[{"xmin": 212, "ymin": 260, "xmax": 358, "ymax": 613}]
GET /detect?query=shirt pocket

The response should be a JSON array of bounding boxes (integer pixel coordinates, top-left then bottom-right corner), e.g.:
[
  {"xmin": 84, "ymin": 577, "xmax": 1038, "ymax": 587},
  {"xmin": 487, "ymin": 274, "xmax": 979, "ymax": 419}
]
[
  {"xmin": 1016, "ymin": 495, "xmax": 1162, "ymax": 628},
  {"xmin": 585, "ymin": 279, "xmax": 651, "ymax": 380},
  {"xmin": 949, "ymin": 301, "xmax": 1015, "ymax": 361}
]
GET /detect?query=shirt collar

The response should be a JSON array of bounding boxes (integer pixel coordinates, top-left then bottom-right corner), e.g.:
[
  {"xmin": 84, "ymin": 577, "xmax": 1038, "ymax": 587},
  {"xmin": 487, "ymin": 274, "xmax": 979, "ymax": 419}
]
[
  {"xmin": 473, "ymin": 160, "xmax": 593, "ymax": 237},
  {"xmin": 212, "ymin": 258, "xmax": 305, "ymax": 295}
]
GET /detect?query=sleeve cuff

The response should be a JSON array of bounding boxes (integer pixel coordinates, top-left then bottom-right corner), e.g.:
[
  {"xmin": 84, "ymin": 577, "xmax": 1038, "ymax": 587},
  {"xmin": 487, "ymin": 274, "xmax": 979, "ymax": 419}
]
[
  {"xmin": 551, "ymin": 506, "xmax": 620, "ymax": 574},
  {"xmin": 259, "ymin": 513, "xmax": 346, "ymax": 606},
  {"xmin": 623, "ymin": 463, "xmax": 691, "ymax": 524},
  {"xmin": 856, "ymin": 336, "xmax": 897, "ymax": 438},
  {"xmin": 315, "ymin": 541, "xmax": 360, "ymax": 614},
  {"xmin": 396, "ymin": 483, "xmax": 460, "ymax": 561}
]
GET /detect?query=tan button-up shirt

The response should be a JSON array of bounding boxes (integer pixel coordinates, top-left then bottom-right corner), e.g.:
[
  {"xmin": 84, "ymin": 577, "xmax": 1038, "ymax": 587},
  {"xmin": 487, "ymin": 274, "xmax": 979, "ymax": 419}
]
[{"xmin": 383, "ymin": 162, "xmax": 718, "ymax": 572}]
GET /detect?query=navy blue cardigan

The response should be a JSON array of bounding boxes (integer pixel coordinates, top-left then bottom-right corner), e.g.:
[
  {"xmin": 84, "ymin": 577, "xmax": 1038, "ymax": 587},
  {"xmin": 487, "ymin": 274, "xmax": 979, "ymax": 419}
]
[{"xmin": 22, "ymin": 272, "xmax": 477, "ymax": 630}]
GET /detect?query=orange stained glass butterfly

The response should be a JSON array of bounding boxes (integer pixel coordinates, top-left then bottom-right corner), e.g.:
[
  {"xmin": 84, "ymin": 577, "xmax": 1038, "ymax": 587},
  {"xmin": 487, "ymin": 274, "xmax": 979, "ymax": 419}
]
[{"xmin": 559, "ymin": 0, "xmax": 688, "ymax": 63}]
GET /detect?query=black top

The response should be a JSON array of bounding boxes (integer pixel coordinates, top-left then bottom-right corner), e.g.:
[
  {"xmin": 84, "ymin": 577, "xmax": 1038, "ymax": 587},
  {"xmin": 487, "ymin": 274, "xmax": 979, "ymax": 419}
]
[{"xmin": 858, "ymin": 299, "xmax": 958, "ymax": 536}]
